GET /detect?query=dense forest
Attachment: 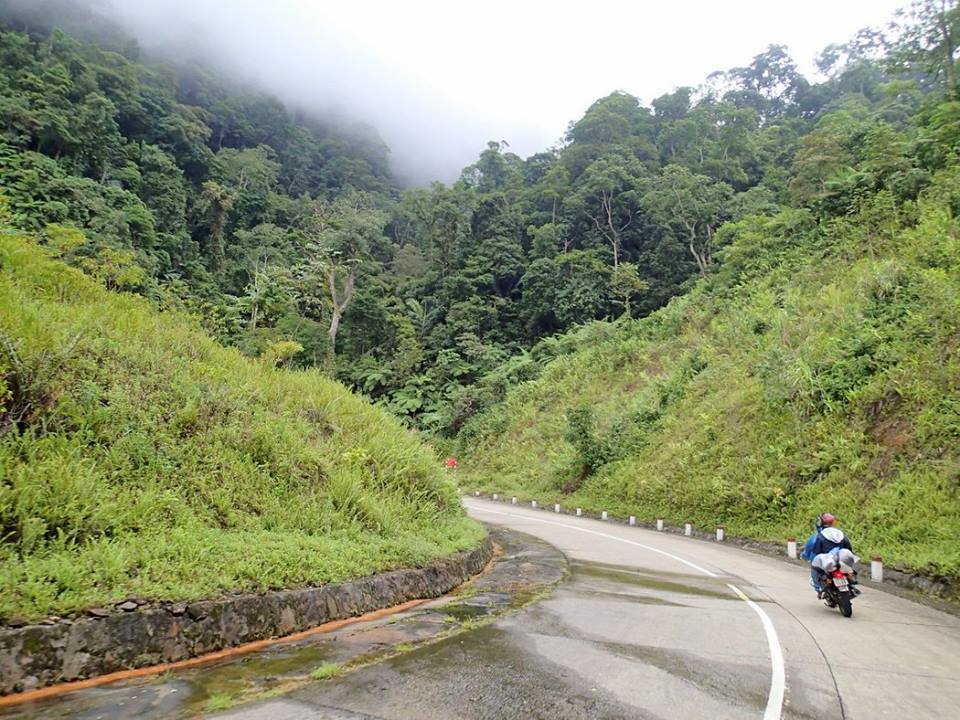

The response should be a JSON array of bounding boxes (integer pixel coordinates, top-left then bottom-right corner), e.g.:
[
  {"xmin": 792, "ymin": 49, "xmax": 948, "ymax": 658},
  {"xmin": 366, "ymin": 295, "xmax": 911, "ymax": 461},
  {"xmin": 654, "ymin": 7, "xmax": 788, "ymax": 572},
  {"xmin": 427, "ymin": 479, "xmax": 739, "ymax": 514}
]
[
  {"xmin": 454, "ymin": 3, "xmax": 960, "ymax": 578},
  {"xmin": 5, "ymin": 2, "xmax": 955, "ymax": 441}
]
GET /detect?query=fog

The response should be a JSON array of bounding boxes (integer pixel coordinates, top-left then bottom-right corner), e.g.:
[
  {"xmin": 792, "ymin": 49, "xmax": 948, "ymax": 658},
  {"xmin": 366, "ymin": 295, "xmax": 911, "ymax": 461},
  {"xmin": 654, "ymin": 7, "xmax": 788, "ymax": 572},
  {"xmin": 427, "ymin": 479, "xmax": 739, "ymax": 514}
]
[
  {"xmin": 98, "ymin": 0, "xmax": 549, "ymax": 186},
  {"xmin": 18, "ymin": 0, "xmax": 908, "ymax": 185}
]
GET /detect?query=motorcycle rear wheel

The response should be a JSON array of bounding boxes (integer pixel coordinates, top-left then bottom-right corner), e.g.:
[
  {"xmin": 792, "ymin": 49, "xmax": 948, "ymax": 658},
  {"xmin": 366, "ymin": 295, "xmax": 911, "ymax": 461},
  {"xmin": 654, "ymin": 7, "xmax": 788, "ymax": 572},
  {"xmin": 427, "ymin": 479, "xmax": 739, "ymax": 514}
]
[{"xmin": 838, "ymin": 594, "xmax": 853, "ymax": 618}]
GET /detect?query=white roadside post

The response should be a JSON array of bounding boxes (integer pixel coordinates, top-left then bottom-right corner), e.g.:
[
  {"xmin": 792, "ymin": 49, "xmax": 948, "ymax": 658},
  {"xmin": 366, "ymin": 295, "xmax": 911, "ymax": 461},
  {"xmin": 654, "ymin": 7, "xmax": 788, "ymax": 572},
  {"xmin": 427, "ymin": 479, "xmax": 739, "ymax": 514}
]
[
  {"xmin": 492, "ymin": 493, "xmax": 498, "ymax": 501},
  {"xmin": 531, "ymin": 500, "xmax": 537, "ymax": 509},
  {"xmin": 576, "ymin": 508, "xmax": 582, "ymax": 516},
  {"xmin": 787, "ymin": 538, "xmax": 798, "ymax": 559},
  {"xmin": 656, "ymin": 517, "xmax": 664, "ymax": 531},
  {"xmin": 474, "ymin": 491, "xmax": 480, "ymax": 496},
  {"xmin": 511, "ymin": 497, "xmax": 517, "ymax": 505},
  {"xmin": 629, "ymin": 516, "xmax": 636, "ymax": 526},
  {"xmin": 554, "ymin": 503, "xmax": 561, "ymax": 513},
  {"xmin": 684, "ymin": 521, "xmax": 693, "ymax": 537},
  {"xmin": 601, "ymin": 511, "xmax": 608, "ymax": 520},
  {"xmin": 716, "ymin": 527, "xmax": 725, "ymax": 542},
  {"xmin": 871, "ymin": 556, "xmax": 884, "ymax": 582}
]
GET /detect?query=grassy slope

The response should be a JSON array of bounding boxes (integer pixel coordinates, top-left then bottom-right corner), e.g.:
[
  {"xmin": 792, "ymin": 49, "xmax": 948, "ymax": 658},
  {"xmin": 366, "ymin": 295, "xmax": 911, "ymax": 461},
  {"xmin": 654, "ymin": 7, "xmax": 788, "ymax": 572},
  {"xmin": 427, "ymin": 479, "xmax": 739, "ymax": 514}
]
[
  {"xmin": 459, "ymin": 180, "xmax": 960, "ymax": 579},
  {"xmin": 0, "ymin": 233, "xmax": 482, "ymax": 621}
]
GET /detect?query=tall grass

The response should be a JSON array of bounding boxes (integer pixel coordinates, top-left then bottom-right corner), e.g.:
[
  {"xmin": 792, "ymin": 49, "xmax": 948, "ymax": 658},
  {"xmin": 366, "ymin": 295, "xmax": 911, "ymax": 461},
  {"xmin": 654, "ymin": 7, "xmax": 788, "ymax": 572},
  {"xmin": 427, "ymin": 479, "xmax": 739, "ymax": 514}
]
[
  {"xmin": 459, "ymin": 183, "xmax": 960, "ymax": 577},
  {"xmin": 0, "ymin": 233, "xmax": 482, "ymax": 621}
]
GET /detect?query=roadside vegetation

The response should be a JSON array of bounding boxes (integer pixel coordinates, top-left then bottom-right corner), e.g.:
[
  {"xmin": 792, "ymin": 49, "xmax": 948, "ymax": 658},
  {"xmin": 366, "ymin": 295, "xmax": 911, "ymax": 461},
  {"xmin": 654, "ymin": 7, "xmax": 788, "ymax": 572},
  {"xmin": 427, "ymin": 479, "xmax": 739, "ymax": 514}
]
[
  {"xmin": 458, "ymin": 3, "xmax": 960, "ymax": 579},
  {"xmin": 309, "ymin": 662, "xmax": 344, "ymax": 681},
  {"xmin": 0, "ymin": 232, "xmax": 481, "ymax": 621}
]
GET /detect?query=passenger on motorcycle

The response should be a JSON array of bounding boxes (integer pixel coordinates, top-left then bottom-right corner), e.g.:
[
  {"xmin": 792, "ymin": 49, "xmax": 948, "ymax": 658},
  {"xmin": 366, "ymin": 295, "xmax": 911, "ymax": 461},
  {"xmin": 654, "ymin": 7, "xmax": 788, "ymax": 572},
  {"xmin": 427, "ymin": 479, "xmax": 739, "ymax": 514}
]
[{"xmin": 801, "ymin": 513, "xmax": 854, "ymax": 596}]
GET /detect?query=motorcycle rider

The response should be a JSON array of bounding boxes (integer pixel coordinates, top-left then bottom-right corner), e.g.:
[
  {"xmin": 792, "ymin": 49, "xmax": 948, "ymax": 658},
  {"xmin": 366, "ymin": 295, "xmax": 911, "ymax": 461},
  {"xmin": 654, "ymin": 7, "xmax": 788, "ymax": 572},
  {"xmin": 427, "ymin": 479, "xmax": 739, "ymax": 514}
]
[{"xmin": 801, "ymin": 513, "xmax": 854, "ymax": 597}]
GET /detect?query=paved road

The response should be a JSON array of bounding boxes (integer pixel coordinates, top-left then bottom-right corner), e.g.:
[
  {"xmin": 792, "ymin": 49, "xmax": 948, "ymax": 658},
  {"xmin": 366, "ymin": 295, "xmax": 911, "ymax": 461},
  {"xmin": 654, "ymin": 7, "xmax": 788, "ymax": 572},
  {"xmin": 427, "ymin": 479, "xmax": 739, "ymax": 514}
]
[
  {"xmin": 459, "ymin": 500, "xmax": 960, "ymax": 719},
  {"xmin": 221, "ymin": 500, "xmax": 960, "ymax": 720}
]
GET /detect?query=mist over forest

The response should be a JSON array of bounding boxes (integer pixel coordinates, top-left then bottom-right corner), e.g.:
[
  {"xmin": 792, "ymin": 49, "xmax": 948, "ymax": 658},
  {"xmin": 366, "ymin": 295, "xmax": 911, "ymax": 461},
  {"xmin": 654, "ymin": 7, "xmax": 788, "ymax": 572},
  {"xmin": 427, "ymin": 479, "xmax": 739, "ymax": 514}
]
[
  {"xmin": 2, "ymin": 0, "xmax": 554, "ymax": 185},
  {"xmin": 3, "ymin": 0, "xmax": 904, "ymax": 186}
]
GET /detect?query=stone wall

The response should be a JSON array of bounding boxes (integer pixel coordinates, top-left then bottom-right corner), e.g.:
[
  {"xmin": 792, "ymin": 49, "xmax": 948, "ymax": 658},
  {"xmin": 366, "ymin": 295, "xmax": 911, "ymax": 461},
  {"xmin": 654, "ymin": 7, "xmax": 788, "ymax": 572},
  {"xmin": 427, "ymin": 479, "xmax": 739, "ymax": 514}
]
[{"xmin": 0, "ymin": 538, "xmax": 493, "ymax": 695}]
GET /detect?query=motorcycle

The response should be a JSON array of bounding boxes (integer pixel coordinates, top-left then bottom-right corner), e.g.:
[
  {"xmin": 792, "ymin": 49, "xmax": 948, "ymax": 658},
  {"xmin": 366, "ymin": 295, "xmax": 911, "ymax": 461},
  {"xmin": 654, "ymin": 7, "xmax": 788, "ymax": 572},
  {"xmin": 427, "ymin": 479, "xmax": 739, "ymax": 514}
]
[{"xmin": 815, "ymin": 549, "xmax": 860, "ymax": 618}]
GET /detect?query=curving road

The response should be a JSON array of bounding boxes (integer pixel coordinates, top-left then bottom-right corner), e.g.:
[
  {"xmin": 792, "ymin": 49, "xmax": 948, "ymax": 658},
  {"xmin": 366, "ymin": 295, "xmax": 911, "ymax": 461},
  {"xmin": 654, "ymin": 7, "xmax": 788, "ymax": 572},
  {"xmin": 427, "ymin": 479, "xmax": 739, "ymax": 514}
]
[
  {"xmin": 218, "ymin": 498, "xmax": 960, "ymax": 720},
  {"xmin": 461, "ymin": 499, "xmax": 960, "ymax": 719}
]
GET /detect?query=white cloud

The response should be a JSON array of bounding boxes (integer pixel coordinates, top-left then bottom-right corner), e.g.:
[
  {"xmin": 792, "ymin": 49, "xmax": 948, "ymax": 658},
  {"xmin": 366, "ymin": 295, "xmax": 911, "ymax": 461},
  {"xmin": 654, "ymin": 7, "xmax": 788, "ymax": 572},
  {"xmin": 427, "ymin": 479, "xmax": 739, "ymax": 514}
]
[{"xmin": 105, "ymin": 0, "xmax": 907, "ymax": 184}]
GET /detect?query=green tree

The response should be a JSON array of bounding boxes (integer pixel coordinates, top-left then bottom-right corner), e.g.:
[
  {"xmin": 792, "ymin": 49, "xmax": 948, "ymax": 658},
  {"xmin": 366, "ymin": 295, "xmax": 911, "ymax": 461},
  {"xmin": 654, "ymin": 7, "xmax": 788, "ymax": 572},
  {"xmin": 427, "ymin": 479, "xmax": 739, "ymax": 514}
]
[
  {"xmin": 641, "ymin": 165, "xmax": 733, "ymax": 276},
  {"xmin": 302, "ymin": 192, "xmax": 387, "ymax": 371},
  {"xmin": 889, "ymin": 0, "xmax": 960, "ymax": 95},
  {"xmin": 199, "ymin": 180, "xmax": 235, "ymax": 272},
  {"xmin": 723, "ymin": 45, "xmax": 810, "ymax": 121},
  {"xmin": 570, "ymin": 154, "xmax": 646, "ymax": 268},
  {"xmin": 403, "ymin": 183, "xmax": 474, "ymax": 273},
  {"xmin": 787, "ymin": 111, "xmax": 863, "ymax": 209},
  {"xmin": 539, "ymin": 162, "xmax": 571, "ymax": 224},
  {"xmin": 520, "ymin": 250, "xmax": 612, "ymax": 336},
  {"xmin": 610, "ymin": 262, "xmax": 649, "ymax": 317}
]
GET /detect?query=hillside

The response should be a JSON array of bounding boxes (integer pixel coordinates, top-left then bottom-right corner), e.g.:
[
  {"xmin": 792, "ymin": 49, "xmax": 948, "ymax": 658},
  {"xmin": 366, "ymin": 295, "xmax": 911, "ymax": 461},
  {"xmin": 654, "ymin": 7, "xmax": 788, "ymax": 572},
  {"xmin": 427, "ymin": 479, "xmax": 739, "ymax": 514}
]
[
  {"xmin": 0, "ymin": 231, "xmax": 481, "ymax": 622},
  {"xmin": 3, "ymin": 5, "xmax": 922, "ymax": 436},
  {"xmin": 457, "ymin": 167, "xmax": 960, "ymax": 579}
]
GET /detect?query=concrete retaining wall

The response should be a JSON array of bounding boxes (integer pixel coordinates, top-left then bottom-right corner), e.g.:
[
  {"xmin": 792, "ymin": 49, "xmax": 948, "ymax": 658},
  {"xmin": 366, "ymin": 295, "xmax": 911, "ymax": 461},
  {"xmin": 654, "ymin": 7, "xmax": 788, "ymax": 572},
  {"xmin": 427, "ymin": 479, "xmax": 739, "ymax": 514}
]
[{"xmin": 0, "ymin": 538, "xmax": 493, "ymax": 695}]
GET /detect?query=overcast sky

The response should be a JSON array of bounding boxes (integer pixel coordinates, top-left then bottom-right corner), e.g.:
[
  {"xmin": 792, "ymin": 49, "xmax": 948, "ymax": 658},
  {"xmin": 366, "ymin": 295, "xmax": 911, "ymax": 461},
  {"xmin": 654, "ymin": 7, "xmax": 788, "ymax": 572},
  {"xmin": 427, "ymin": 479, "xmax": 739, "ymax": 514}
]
[{"xmin": 103, "ymin": 0, "xmax": 907, "ymax": 185}]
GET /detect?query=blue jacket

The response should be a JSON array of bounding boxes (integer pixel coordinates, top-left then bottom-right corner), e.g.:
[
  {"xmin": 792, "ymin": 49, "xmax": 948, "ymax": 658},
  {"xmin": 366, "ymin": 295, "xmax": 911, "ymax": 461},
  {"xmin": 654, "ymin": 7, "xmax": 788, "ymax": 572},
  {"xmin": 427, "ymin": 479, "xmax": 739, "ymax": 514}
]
[
  {"xmin": 801, "ymin": 532, "xmax": 818, "ymax": 561},
  {"xmin": 807, "ymin": 528, "xmax": 853, "ymax": 560}
]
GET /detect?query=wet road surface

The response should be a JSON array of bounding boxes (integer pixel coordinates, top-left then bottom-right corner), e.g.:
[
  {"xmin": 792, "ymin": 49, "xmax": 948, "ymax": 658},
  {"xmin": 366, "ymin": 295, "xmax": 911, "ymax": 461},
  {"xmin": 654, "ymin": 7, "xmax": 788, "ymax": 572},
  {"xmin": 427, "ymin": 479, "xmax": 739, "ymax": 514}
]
[
  {"xmin": 217, "ymin": 499, "xmax": 960, "ymax": 720},
  {"xmin": 0, "ymin": 528, "xmax": 564, "ymax": 720}
]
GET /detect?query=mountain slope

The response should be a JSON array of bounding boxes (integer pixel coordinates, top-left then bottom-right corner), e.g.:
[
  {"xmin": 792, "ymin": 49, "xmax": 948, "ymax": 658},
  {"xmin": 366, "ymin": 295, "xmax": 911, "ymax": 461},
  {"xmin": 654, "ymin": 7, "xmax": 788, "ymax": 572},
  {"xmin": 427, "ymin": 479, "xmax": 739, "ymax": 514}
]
[
  {"xmin": 0, "ymin": 232, "xmax": 480, "ymax": 621},
  {"xmin": 458, "ymin": 171, "xmax": 960, "ymax": 580}
]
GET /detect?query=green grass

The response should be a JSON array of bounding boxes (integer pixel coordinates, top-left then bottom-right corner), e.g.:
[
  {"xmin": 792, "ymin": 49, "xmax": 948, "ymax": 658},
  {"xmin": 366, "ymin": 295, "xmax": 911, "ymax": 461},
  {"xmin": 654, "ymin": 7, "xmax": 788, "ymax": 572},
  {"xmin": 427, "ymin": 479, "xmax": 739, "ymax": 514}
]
[
  {"xmin": 0, "ymin": 233, "xmax": 483, "ymax": 621},
  {"xmin": 459, "ymin": 181, "xmax": 960, "ymax": 579},
  {"xmin": 205, "ymin": 692, "xmax": 234, "ymax": 712},
  {"xmin": 458, "ymin": 617, "xmax": 488, "ymax": 631},
  {"xmin": 309, "ymin": 662, "xmax": 343, "ymax": 680}
]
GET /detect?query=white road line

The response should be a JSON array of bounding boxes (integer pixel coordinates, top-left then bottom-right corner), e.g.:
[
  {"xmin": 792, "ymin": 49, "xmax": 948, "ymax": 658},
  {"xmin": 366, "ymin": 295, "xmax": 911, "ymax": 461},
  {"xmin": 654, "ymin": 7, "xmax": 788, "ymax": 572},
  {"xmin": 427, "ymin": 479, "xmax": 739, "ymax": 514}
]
[
  {"xmin": 466, "ymin": 503, "xmax": 719, "ymax": 577},
  {"xmin": 466, "ymin": 500, "xmax": 786, "ymax": 720},
  {"xmin": 728, "ymin": 584, "xmax": 786, "ymax": 720}
]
